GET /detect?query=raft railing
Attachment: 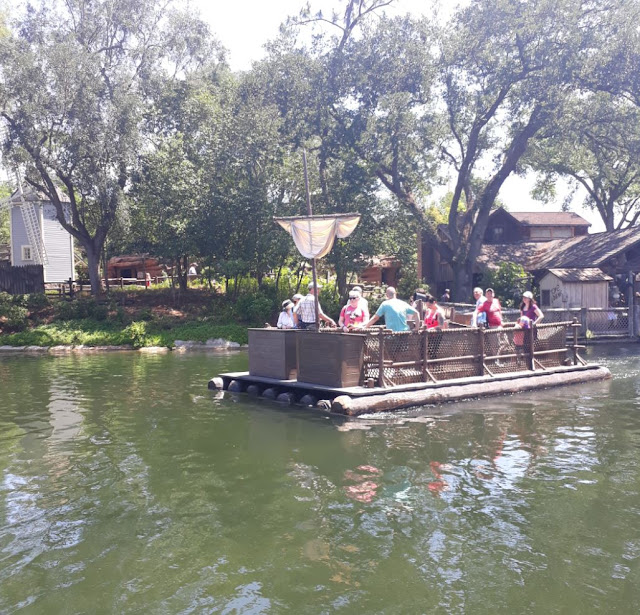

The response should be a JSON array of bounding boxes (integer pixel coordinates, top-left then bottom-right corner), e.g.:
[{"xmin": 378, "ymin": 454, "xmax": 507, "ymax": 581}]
[{"xmin": 360, "ymin": 321, "xmax": 581, "ymax": 388}]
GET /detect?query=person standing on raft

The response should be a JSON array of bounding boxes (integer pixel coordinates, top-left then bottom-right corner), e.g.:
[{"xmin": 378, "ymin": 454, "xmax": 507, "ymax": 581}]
[{"xmin": 363, "ymin": 287, "xmax": 419, "ymax": 332}]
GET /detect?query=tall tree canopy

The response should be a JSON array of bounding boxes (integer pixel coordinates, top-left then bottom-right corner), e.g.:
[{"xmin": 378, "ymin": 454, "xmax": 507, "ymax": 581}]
[{"xmin": 0, "ymin": 0, "xmax": 221, "ymax": 293}]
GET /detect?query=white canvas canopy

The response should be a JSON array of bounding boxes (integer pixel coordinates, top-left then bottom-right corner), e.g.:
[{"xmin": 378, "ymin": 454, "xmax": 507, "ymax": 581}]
[{"xmin": 274, "ymin": 214, "xmax": 361, "ymax": 260}]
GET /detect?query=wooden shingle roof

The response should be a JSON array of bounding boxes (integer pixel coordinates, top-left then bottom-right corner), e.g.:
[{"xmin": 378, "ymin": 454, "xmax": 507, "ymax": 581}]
[
  {"xmin": 545, "ymin": 268, "xmax": 613, "ymax": 282},
  {"xmin": 532, "ymin": 226, "xmax": 640, "ymax": 269},
  {"xmin": 478, "ymin": 226, "xmax": 640, "ymax": 272},
  {"xmin": 507, "ymin": 211, "xmax": 590, "ymax": 227}
]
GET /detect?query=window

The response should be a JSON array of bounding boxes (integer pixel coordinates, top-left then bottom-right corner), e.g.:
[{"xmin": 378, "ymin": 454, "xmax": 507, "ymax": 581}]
[
  {"xmin": 492, "ymin": 226, "xmax": 504, "ymax": 242},
  {"xmin": 530, "ymin": 228, "xmax": 552, "ymax": 240},
  {"xmin": 541, "ymin": 290, "xmax": 551, "ymax": 307},
  {"xmin": 21, "ymin": 245, "xmax": 33, "ymax": 261}
]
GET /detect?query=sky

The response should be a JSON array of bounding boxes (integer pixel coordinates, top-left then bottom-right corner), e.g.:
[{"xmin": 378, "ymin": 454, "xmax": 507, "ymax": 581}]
[{"xmin": 191, "ymin": 0, "xmax": 600, "ymax": 230}]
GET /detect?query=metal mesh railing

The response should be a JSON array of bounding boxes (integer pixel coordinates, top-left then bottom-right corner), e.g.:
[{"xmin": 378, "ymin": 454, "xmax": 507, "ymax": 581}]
[
  {"xmin": 359, "ymin": 321, "xmax": 576, "ymax": 387},
  {"xmin": 585, "ymin": 308, "xmax": 629, "ymax": 335}
]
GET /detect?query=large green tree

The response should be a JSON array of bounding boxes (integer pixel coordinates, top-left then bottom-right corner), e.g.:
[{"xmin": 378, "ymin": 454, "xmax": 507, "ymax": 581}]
[
  {"xmin": 0, "ymin": 0, "xmax": 219, "ymax": 294},
  {"xmin": 291, "ymin": 0, "xmax": 632, "ymax": 300},
  {"xmin": 527, "ymin": 92, "xmax": 640, "ymax": 231}
]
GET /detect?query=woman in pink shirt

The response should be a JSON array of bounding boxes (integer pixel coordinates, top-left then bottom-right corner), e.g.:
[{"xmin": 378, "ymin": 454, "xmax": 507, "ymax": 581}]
[{"xmin": 339, "ymin": 291, "xmax": 366, "ymax": 332}]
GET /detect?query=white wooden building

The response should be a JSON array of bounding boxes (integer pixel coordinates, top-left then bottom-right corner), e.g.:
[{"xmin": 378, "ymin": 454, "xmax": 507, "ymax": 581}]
[
  {"xmin": 7, "ymin": 187, "xmax": 75, "ymax": 283},
  {"xmin": 539, "ymin": 268, "xmax": 612, "ymax": 309}
]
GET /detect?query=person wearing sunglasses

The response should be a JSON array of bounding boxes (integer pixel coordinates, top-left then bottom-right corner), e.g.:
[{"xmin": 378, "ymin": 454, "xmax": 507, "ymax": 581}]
[{"xmin": 339, "ymin": 290, "xmax": 366, "ymax": 332}]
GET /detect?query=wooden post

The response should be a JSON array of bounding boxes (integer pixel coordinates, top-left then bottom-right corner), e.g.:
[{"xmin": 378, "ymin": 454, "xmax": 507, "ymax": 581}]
[
  {"xmin": 120, "ymin": 277, "xmax": 124, "ymax": 289},
  {"xmin": 478, "ymin": 327, "xmax": 485, "ymax": 376},
  {"xmin": 527, "ymin": 326, "xmax": 535, "ymax": 371},
  {"xmin": 378, "ymin": 327, "xmax": 385, "ymax": 388},
  {"xmin": 580, "ymin": 307, "xmax": 588, "ymax": 336},
  {"xmin": 302, "ymin": 150, "xmax": 321, "ymax": 331},
  {"xmin": 628, "ymin": 276, "xmax": 635, "ymax": 337},
  {"xmin": 422, "ymin": 328, "xmax": 428, "ymax": 381},
  {"xmin": 572, "ymin": 318, "xmax": 579, "ymax": 365}
]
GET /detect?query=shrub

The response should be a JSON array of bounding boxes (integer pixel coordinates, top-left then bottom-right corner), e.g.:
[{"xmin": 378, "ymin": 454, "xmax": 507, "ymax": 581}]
[
  {"xmin": 234, "ymin": 294, "xmax": 275, "ymax": 325},
  {"xmin": 318, "ymin": 283, "xmax": 340, "ymax": 320},
  {"xmin": 125, "ymin": 321, "xmax": 148, "ymax": 348},
  {"xmin": 4, "ymin": 305, "xmax": 29, "ymax": 331},
  {"xmin": 53, "ymin": 297, "xmax": 108, "ymax": 321},
  {"xmin": 396, "ymin": 269, "xmax": 429, "ymax": 302},
  {"xmin": 26, "ymin": 293, "xmax": 50, "ymax": 310},
  {"xmin": 481, "ymin": 261, "xmax": 529, "ymax": 308}
]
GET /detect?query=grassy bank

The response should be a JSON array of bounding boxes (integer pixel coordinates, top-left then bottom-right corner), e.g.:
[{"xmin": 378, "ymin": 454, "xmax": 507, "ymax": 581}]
[
  {"xmin": 0, "ymin": 289, "xmax": 253, "ymax": 348},
  {"xmin": 0, "ymin": 319, "xmax": 249, "ymax": 348}
]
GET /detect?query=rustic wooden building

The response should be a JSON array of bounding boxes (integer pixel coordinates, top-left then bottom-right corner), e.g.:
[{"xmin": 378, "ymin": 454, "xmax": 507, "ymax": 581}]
[
  {"xmin": 483, "ymin": 208, "xmax": 591, "ymax": 244},
  {"xmin": 359, "ymin": 256, "xmax": 401, "ymax": 287},
  {"xmin": 107, "ymin": 255, "xmax": 165, "ymax": 280},
  {"xmin": 538, "ymin": 268, "xmax": 613, "ymax": 309}
]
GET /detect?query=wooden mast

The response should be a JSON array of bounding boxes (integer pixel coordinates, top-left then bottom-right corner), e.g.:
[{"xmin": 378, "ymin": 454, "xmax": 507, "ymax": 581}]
[{"xmin": 303, "ymin": 149, "xmax": 321, "ymax": 331}]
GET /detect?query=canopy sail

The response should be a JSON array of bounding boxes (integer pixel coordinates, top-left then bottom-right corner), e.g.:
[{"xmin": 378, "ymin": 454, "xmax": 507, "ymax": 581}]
[{"xmin": 274, "ymin": 213, "xmax": 361, "ymax": 260}]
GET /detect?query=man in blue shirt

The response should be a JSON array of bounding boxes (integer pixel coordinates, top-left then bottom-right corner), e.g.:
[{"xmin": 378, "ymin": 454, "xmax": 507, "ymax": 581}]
[{"xmin": 364, "ymin": 287, "xmax": 419, "ymax": 332}]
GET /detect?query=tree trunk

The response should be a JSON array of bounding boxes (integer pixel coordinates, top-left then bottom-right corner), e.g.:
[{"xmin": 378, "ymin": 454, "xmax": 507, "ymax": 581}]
[
  {"xmin": 335, "ymin": 261, "xmax": 348, "ymax": 302},
  {"xmin": 175, "ymin": 256, "xmax": 188, "ymax": 293},
  {"xmin": 85, "ymin": 242, "xmax": 103, "ymax": 296}
]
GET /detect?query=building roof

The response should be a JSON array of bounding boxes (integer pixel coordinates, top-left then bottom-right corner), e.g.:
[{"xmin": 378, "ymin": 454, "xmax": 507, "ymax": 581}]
[
  {"xmin": 544, "ymin": 268, "xmax": 613, "ymax": 282},
  {"xmin": 8, "ymin": 185, "xmax": 70, "ymax": 204},
  {"xmin": 476, "ymin": 242, "xmax": 544, "ymax": 271},
  {"xmin": 478, "ymin": 226, "xmax": 640, "ymax": 273},
  {"xmin": 501, "ymin": 210, "xmax": 591, "ymax": 227},
  {"xmin": 532, "ymin": 226, "xmax": 640, "ymax": 269}
]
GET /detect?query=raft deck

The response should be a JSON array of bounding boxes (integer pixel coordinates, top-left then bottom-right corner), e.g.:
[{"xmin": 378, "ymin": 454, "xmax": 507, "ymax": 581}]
[{"xmin": 210, "ymin": 321, "xmax": 611, "ymax": 415}]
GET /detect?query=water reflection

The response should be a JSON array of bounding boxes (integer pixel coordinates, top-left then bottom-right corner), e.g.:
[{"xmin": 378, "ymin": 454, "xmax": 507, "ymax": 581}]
[{"xmin": 0, "ymin": 348, "xmax": 639, "ymax": 613}]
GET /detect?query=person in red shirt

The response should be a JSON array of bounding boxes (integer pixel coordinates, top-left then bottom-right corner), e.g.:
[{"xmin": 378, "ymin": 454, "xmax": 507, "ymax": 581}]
[
  {"xmin": 423, "ymin": 296, "xmax": 447, "ymax": 329},
  {"xmin": 477, "ymin": 288, "xmax": 505, "ymax": 366},
  {"xmin": 339, "ymin": 291, "xmax": 366, "ymax": 332},
  {"xmin": 476, "ymin": 288, "xmax": 502, "ymax": 328}
]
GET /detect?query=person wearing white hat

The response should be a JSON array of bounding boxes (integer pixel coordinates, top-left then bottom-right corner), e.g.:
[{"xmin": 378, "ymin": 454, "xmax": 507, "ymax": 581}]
[
  {"xmin": 296, "ymin": 282, "xmax": 336, "ymax": 330},
  {"xmin": 520, "ymin": 291, "xmax": 544, "ymax": 326},
  {"xmin": 277, "ymin": 299, "xmax": 295, "ymax": 329}
]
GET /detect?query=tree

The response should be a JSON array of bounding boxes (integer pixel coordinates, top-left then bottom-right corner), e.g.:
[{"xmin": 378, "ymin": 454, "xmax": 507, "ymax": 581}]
[
  {"xmin": 527, "ymin": 92, "xmax": 640, "ymax": 231},
  {"xmin": 0, "ymin": 0, "xmax": 219, "ymax": 294},
  {"xmin": 295, "ymin": 0, "xmax": 625, "ymax": 300}
]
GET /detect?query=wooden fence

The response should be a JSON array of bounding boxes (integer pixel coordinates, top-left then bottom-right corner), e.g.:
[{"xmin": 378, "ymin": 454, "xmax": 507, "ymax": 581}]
[{"xmin": 0, "ymin": 263, "xmax": 44, "ymax": 294}]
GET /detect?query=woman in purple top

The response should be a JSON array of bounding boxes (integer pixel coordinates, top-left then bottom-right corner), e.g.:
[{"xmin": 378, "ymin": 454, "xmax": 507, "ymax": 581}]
[{"xmin": 520, "ymin": 291, "xmax": 544, "ymax": 325}]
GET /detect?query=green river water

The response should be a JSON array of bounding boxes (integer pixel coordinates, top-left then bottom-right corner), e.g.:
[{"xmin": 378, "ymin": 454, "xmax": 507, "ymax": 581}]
[{"xmin": 1, "ymin": 345, "xmax": 640, "ymax": 614}]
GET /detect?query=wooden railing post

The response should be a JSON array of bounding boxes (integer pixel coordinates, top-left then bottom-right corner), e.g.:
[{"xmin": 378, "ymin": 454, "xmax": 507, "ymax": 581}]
[
  {"xmin": 580, "ymin": 307, "xmax": 588, "ymax": 336},
  {"xmin": 527, "ymin": 326, "xmax": 535, "ymax": 371},
  {"xmin": 572, "ymin": 318, "xmax": 579, "ymax": 365},
  {"xmin": 479, "ymin": 327, "xmax": 485, "ymax": 376},
  {"xmin": 377, "ymin": 328, "xmax": 386, "ymax": 388},
  {"xmin": 422, "ymin": 329, "xmax": 428, "ymax": 381}
]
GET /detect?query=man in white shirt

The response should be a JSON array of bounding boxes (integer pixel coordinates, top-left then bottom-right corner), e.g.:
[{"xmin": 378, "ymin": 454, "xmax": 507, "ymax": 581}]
[
  {"xmin": 296, "ymin": 282, "xmax": 336, "ymax": 330},
  {"xmin": 471, "ymin": 287, "xmax": 487, "ymax": 327}
]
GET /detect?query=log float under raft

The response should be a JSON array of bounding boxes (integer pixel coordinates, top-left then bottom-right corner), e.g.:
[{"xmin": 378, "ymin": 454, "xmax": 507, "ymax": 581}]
[{"xmin": 210, "ymin": 361, "xmax": 611, "ymax": 417}]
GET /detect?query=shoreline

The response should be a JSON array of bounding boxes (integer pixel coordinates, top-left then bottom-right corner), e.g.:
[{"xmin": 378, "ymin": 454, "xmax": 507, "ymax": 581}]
[{"xmin": 0, "ymin": 339, "xmax": 249, "ymax": 354}]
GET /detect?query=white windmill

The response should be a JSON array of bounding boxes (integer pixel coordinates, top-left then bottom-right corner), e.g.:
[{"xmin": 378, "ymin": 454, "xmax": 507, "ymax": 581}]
[{"xmin": 0, "ymin": 125, "xmax": 48, "ymax": 266}]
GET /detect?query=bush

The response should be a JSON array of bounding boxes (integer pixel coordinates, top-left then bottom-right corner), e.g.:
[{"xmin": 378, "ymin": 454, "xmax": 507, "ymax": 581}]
[
  {"xmin": 318, "ymin": 283, "xmax": 340, "ymax": 320},
  {"xmin": 53, "ymin": 297, "xmax": 108, "ymax": 321},
  {"xmin": 482, "ymin": 261, "xmax": 529, "ymax": 308},
  {"xmin": 125, "ymin": 321, "xmax": 148, "ymax": 348},
  {"xmin": 3, "ymin": 305, "xmax": 29, "ymax": 331},
  {"xmin": 233, "ymin": 293, "xmax": 275, "ymax": 325},
  {"xmin": 26, "ymin": 293, "xmax": 50, "ymax": 310},
  {"xmin": 396, "ymin": 268, "xmax": 429, "ymax": 302}
]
